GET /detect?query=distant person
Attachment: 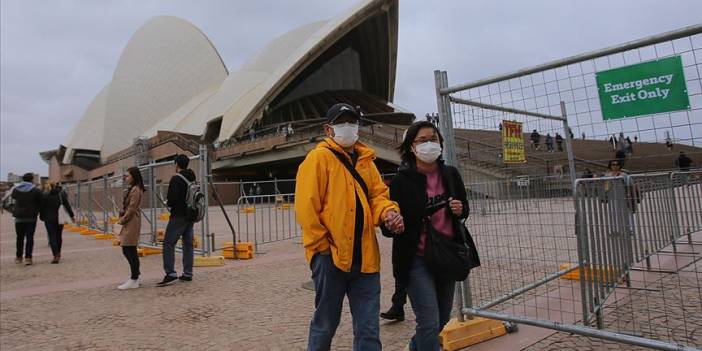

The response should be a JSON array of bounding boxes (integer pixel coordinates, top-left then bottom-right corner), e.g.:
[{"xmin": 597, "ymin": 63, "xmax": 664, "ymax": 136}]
[
  {"xmin": 40, "ymin": 182, "xmax": 75, "ymax": 264},
  {"xmin": 10, "ymin": 173, "xmax": 42, "ymax": 265},
  {"xmin": 555, "ymin": 133, "xmax": 564, "ymax": 152},
  {"xmin": 530, "ymin": 129, "xmax": 541, "ymax": 150},
  {"xmin": 116, "ymin": 167, "xmax": 145, "ymax": 290},
  {"xmin": 615, "ymin": 149, "xmax": 627, "ymax": 169},
  {"xmin": 249, "ymin": 126, "xmax": 256, "ymax": 141},
  {"xmin": 666, "ymin": 137, "xmax": 673, "ymax": 150},
  {"xmin": 634, "ymin": 135, "xmax": 638, "ymax": 143},
  {"xmin": 625, "ymin": 137, "xmax": 633, "ymax": 154},
  {"xmin": 158, "ymin": 154, "xmax": 197, "ymax": 287},
  {"xmin": 581, "ymin": 132, "xmax": 586, "ymax": 140},
  {"xmin": 609, "ymin": 135, "xmax": 616, "ymax": 150},
  {"xmin": 498, "ymin": 123, "xmax": 503, "ymax": 131},
  {"xmin": 287, "ymin": 123, "xmax": 294, "ymax": 136},
  {"xmin": 568, "ymin": 127, "xmax": 574, "ymax": 139},
  {"xmin": 676, "ymin": 151, "xmax": 693, "ymax": 172},
  {"xmin": 604, "ymin": 159, "xmax": 639, "ymax": 216},
  {"xmin": 545, "ymin": 133, "xmax": 554, "ymax": 152},
  {"xmin": 581, "ymin": 168, "xmax": 594, "ymax": 178}
]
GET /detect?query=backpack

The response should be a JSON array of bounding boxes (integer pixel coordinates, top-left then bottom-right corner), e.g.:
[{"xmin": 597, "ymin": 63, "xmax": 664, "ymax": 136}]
[
  {"xmin": 176, "ymin": 173, "xmax": 206, "ymax": 223},
  {"xmin": 1, "ymin": 187, "xmax": 16, "ymax": 214}
]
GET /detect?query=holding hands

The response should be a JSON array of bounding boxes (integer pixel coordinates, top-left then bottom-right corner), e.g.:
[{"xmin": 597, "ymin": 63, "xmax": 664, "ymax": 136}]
[
  {"xmin": 384, "ymin": 210, "xmax": 404, "ymax": 234},
  {"xmin": 448, "ymin": 197, "xmax": 462, "ymax": 216}
]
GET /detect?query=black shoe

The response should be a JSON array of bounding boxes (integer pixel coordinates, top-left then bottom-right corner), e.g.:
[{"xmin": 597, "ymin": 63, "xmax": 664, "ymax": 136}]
[
  {"xmin": 178, "ymin": 275, "xmax": 192, "ymax": 282},
  {"xmin": 156, "ymin": 275, "xmax": 178, "ymax": 287},
  {"xmin": 380, "ymin": 305, "xmax": 405, "ymax": 321}
]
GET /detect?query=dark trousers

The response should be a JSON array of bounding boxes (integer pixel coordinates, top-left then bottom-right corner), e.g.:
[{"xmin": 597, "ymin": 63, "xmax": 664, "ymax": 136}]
[
  {"xmin": 121, "ymin": 246, "xmax": 140, "ymax": 280},
  {"xmin": 15, "ymin": 221, "xmax": 37, "ymax": 258},
  {"xmin": 391, "ymin": 278, "xmax": 408, "ymax": 307},
  {"xmin": 307, "ymin": 254, "xmax": 381, "ymax": 351},
  {"xmin": 45, "ymin": 221, "xmax": 64, "ymax": 256},
  {"xmin": 163, "ymin": 216, "xmax": 194, "ymax": 278}
]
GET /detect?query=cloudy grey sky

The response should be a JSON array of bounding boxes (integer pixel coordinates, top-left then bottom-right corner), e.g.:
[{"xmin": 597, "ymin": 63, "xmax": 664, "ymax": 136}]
[{"xmin": 2, "ymin": 0, "xmax": 701, "ymax": 180}]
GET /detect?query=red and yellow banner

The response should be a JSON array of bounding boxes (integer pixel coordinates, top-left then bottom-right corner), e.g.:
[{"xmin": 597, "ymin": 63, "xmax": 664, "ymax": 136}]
[{"xmin": 502, "ymin": 120, "xmax": 525, "ymax": 163}]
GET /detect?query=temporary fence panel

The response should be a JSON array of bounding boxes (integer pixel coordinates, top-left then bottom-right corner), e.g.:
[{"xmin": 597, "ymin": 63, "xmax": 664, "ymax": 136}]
[{"xmin": 232, "ymin": 194, "xmax": 300, "ymax": 253}]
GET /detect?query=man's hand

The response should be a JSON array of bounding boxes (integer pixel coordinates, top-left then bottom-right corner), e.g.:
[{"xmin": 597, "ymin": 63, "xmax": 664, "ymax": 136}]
[
  {"xmin": 384, "ymin": 210, "xmax": 404, "ymax": 234},
  {"xmin": 448, "ymin": 198, "xmax": 462, "ymax": 216}
]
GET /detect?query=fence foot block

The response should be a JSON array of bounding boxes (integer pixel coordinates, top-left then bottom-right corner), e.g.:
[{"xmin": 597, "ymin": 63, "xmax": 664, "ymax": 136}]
[
  {"xmin": 194, "ymin": 256, "xmax": 225, "ymax": 267},
  {"xmin": 137, "ymin": 247, "xmax": 162, "ymax": 257},
  {"xmin": 439, "ymin": 317, "xmax": 507, "ymax": 351},
  {"xmin": 112, "ymin": 239, "xmax": 120, "ymax": 246},
  {"xmin": 93, "ymin": 233, "xmax": 114, "ymax": 240}
]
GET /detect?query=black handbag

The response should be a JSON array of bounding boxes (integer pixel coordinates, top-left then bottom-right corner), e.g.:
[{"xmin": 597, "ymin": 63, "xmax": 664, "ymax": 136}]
[{"xmin": 422, "ymin": 169, "xmax": 480, "ymax": 281}]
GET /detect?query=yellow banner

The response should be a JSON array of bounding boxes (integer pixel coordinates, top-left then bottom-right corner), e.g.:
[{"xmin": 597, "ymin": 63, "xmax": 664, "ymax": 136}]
[{"xmin": 502, "ymin": 120, "xmax": 525, "ymax": 163}]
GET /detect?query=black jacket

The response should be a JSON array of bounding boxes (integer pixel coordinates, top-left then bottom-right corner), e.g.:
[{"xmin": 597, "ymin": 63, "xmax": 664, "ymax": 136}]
[
  {"xmin": 40, "ymin": 186, "xmax": 75, "ymax": 223},
  {"xmin": 11, "ymin": 182, "xmax": 42, "ymax": 220},
  {"xmin": 381, "ymin": 160, "xmax": 469, "ymax": 284},
  {"xmin": 167, "ymin": 168, "xmax": 197, "ymax": 218}
]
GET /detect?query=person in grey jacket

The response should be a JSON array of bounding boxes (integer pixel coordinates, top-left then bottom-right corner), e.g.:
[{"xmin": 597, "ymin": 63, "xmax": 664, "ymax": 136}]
[{"xmin": 10, "ymin": 173, "xmax": 42, "ymax": 265}]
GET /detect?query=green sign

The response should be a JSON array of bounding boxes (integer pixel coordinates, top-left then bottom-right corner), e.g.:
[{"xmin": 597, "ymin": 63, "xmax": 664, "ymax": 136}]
[{"xmin": 596, "ymin": 56, "xmax": 689, "ymax": 120}]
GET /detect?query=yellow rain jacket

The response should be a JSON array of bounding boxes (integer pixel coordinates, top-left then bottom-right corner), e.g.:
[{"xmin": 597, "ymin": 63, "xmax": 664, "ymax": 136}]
[{"xmin": 295, "ymin": 138, "xmax": 399, "ymax": 273}]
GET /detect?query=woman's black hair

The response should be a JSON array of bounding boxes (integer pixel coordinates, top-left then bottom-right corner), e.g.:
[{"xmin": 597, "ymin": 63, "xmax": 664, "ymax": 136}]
[
  {"xmin": 607, "ymin": 159, "xmax": 621, "ymax": 170},
  {"xmin": 126, "ymin": 166, "xmax": 146, "ymax": 191},
  {"xmin": 398, "ymin": 121, "xmax": 444, "ymax": 163}
]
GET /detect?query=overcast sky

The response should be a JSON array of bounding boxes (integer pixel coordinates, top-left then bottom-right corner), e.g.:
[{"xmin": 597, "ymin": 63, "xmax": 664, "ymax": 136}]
[{"xmin": 1, "ymin": 0, "xmax": 701, "ymax": 180}]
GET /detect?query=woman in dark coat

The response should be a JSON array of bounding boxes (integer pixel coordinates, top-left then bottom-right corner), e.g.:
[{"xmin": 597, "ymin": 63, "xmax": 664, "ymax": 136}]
[
  {"xmin": 381, "ymin": 121, "xmax": 470, "ymax": 351},
  {"xmin": 117, "ymin": 167, "xmax": 145, "ymax": 290},
  {"xmin": 40, "ymin": 182, "xmax": 75, "ymax": 264}
]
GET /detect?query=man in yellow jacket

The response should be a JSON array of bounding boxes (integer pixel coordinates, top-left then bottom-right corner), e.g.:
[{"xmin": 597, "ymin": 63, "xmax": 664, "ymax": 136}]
[{"xmin": 295, "ymin": 103, "xmax": 404, "ymax": 351}]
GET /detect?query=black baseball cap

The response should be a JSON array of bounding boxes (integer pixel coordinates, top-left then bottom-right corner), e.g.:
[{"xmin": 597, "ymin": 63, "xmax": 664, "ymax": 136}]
[{"xmin": 325, "ymin": 103, "xmax": 360, "ymax": 124}]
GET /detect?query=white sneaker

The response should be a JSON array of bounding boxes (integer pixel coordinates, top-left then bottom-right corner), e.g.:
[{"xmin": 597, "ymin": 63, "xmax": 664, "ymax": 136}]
[{"xmin": 118, "ymin": 279, "xmax": 139, "ymax": 290}]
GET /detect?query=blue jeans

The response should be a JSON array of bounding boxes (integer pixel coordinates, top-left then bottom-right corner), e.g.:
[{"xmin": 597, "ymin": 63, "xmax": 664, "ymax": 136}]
[
  {"xmin": 407, "ymin": 255, "xmax": 455, "ymax": 351},
  {"xmin": 162, "ymin": 216, "xmax": 194, "ymax": 277},
  {"xmin": 307, "ymin": 254, "xmax": 381, "ymax": 351}
]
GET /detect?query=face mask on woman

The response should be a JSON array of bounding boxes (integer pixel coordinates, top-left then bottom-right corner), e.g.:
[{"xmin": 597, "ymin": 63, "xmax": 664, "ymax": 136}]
[
  {"xmin": 413, "ymin": 141, "xmax": 442, "ymax": 163},
  {"xmin": 332, "ymin": 123, "xmax": 359, "ymax": 147}
]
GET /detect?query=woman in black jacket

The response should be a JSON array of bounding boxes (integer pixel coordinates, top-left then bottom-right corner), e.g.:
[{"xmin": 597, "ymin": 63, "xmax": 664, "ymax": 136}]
[
  {"xmin": 40, "ymin": 182, "xmax": 75, "ymax": 263},
  {"xmin": 381, "ymin": 121, "xmax": 470, "ymax": 351}
]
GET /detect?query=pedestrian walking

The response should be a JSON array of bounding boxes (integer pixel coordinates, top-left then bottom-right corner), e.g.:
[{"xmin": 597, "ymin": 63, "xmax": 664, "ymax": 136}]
[
  {"xmin": 555, "ymin": 133, "xmax": 564, "ymax": 152},
  {"xmin": 545, "ymin": 133, "xmax": 554, "ymax": 153},
  {"xmin": 675, "ymin": 151, "xmax": 692, "ymax": 172},
  {"xmin": 9, "ymin": 173, "xmax": 42, "ymax": 265},
  {"xmin": 39, "ymin": 182, "xmax": 75, "ymax": 264},
  {"xmin": 295, "ymin": 103, "xmax": 403, "ymax": 351},
  {"xmin": 530, "ymin": 129, "xmax": 541, "ymax": 150},
  {"xmin": 116, "ymin": 167, "xmax": 145, "ymax": 290},
  {"xmin": 158, "ymin": 154, "xmax": 197, "ymax": 287},
  {"xmin": 381, "ymin": 121, "xmax": 476, "ymax": 351}
]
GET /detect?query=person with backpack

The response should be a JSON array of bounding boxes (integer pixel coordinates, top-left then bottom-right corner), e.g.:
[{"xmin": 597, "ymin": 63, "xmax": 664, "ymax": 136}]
[
  {"xmin": 116, "ymin": 167, "xmax": 145, "ymax": 290},
  {"xmin": 158, "ymin": 154, "xmax": 198, "ymax": 287},
  {"xmin": 295, "ymin": 103, "xmax": 403, "ymax": 351},
  {"xmin": 9, "ymin": 173, "xmax": 42, "ymax": 265},
  {"xmin": 39, "ymin": 182, "xmax": 75, "ymax": 264}
]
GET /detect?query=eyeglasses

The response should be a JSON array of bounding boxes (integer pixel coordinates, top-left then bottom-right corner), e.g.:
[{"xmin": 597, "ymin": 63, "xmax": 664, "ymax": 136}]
[{"xmin": 413, "ymin": 137, "xmax": 440, "ymax": 144}]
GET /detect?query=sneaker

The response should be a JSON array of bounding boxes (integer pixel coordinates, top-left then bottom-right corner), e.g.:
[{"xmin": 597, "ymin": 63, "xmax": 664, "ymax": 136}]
[
  {"xmin": 380, "ymin": 305, "xmax": 405, "ymax": 321},
  {"xmin": 156, "ymin": 275, "xmax": 178, "ymax": 287},
  {"xmin": 178, "ymin": 275, "xmax": 192, "ymax": 282},
  {"xmin": 24, "ymin": 257, "xmax": 33, "ymax": 266},
  {"xmin": 14, "ymin": 257, "xmax": 22, "ymax": 264},
  {"xmin": 118, "ymin": 279, "xmax": 139, "ymax": 290}
]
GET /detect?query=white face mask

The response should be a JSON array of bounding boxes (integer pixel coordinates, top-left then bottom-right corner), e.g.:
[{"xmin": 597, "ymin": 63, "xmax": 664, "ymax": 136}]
[
  {"xmin": 331, "ymin": 123, "xmax": 359, "ymax": 147},
  {"xmin": 414, "ymin": 141, "xmax": 442, "ymax": 163}
]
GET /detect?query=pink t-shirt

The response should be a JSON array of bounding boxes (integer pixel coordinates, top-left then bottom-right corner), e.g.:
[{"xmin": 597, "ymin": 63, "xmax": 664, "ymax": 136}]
[{"xmin": 417, "ymin": 169, "xmax": 454, "ymax": 255}]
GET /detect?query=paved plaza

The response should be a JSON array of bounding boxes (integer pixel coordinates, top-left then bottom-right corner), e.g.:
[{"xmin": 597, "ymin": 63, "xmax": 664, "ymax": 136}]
[{"xmin": 0, "ymin": 210, "xmax": 683, "ymax": 350}]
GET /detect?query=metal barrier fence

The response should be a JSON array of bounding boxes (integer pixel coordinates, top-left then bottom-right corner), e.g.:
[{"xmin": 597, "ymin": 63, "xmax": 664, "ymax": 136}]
[
  {"xmin": 435, "ymin": 24, "xmax": 702, "ymax": 350},
  {"xmin": 62, "ymin": 146, "xmax": 212, "ymax": 256},
  {"xmin": 225, "ymin": 194, "xmax": 300, "ymax": 253}
]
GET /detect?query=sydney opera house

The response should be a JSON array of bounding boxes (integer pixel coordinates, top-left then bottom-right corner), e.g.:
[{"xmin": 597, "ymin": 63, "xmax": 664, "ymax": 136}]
[{"xmin": 41, "ymin": 0, "xmax": 412, "ymax": 184}]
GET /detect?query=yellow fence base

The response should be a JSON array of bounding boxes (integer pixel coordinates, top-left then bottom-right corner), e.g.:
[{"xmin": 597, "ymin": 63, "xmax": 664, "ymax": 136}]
[
  {"xmin": 439, "ymin": 317, "xmax": 507, "ymax": 351},
  {"xmin": 112, "ymin": 239, "xmax": 120, "ymax": 246},
  {"xmin": 93, "ymin": 233, "xmax": 114, "ymax": 240},
  {"xmin": 239, "ymin": 207, "xmax": 256, "ymax": 214},
  {"xmin": 194, "ymin": 256, "xmax": 225, "ymax": 267},
  {"xmin": 222, "ymin": 242, "xmax": 254, "ymax": 260},
  {"xmin": 159, "ymin": 213, "xmax": 170, "ymax": 221},
  {"xmin": 109, "ymin": 216, "xmax": 119, "ymax": 224},
  {"xmin": 559, "ymin": 263, "xmax": 618, "ymax": 282},
  {"xmin": 137, "ymin": 247, "xmax": 162, "ymax": 257}
]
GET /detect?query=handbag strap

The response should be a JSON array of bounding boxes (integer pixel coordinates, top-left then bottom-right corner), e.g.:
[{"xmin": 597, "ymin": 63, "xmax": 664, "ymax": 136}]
[
  {"xmin": 442, "ymin": 166, "xmax": 469, "ymax": 243},
  {"xmin": 325, "ymin": 147, "xmax": 369, "ymax": 201}
]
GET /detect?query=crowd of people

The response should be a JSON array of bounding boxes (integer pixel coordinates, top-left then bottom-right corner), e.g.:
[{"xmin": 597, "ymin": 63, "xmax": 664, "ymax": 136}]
[{"xmin": 2, "ymin": 155, "xmax": 201, "ymax": 292}]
